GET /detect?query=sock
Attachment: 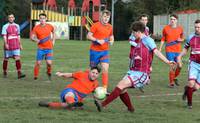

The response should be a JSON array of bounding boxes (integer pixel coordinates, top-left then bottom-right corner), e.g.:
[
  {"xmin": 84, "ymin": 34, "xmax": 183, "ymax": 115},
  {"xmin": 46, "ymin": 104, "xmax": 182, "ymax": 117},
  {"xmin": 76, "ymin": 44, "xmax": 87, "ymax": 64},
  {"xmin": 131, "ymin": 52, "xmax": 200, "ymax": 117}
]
[
  {"xmin": 120, "ymin": 92, "xmax": 134, "ymax": 111},
  {"xmin": 47, "ymin": 64, "xmax": 51, "ymax": 75},
  {"xmin": 16, "ymin": 60, "xmax": 21, "ymax": 76},
  {"xmin": 187, "ymin": 86, "xmax": 194, "ymax": 106},
  {"xmin": 3, "ymin": 60, "xmax": 8, "ymax": 73},
  {"xmin": 65, "ymin": 96, "xmax": 75, "ymax": 104},
  {"xmin": 48, "ymin": 102, "xmax": 67, "ymax": 109},
  {"xmin": 102, "ymin": 72, "xmax": 108, "ymax": 88},
  {"xmin": 102, "ymin": 87, "xmax": 122, "ymax": 107},
  {"xmin": 169, "ymin": 71, "xmax": 175, "ymax": 85},
  {"xmin": 34, "ymin": 65, "xmax": 40, "ymax": 78},
  {"xmin": 175, "ymin": 67, "xmax": 181, "ymax": 78}
]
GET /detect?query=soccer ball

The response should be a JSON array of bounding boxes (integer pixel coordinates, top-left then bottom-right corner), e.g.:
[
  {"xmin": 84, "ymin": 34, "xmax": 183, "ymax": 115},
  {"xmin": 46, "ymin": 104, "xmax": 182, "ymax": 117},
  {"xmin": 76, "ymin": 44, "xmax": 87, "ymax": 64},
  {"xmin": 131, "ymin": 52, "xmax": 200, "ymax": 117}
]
[{"xmin": 94, "ymin": 87, "xmax": 106, "ymax": 100}]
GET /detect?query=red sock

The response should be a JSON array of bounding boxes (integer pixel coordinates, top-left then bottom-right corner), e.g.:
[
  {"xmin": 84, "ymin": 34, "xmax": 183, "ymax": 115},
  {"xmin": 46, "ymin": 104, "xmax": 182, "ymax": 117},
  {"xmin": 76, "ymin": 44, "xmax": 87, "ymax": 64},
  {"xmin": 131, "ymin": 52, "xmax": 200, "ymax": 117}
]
[
  {"xmin": 47, "ymin": 65, "xmax": 51, "ymax": 74},
  {"xmin": 102, "ymin": 87, "xmax": 121, "ymax": 107},
  {"xmin": 120, "ymin": 92, "xmax": 134, "ymax": 112},
  {"xmin": 187, "ymin": 86, "xmax": 194, "ymax": 106},
  {"xmin": 3, "ymin": 60, "xmax": 8, "ymax": 73},
  {"xmin": 48, "ymin": 102, "xmax": 67, "ymax": 109},
  {"xmin": 34, "ymin": 65, "xmax": 40, "ymax": 77},
  {"xmin": 102, "ymin": 72, "xmax": 108, "ymax": 88},
  {"xmin": 16, "ymin": 60, "xmax": 21, "ymax": 75},
  {"xmin": 175, "ymin": 67, "xmax": 181, "ymax": 78},
  {"xmin": 169, "ymin": 71, "xmax": 175, "ymax": 85}
]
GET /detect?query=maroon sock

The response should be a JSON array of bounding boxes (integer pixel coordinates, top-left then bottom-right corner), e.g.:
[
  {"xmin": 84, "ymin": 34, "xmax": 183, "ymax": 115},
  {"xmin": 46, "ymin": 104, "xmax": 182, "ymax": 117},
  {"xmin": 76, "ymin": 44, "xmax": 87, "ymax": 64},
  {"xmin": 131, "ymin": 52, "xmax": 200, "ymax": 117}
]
[
  {"xmin": 16, "ymin": 60, "xmax": 21, "ymax": 75},
  {"xmin": 187, "ymin": 86, "xmax": 194, "ymax": 106},
  {"xmin": 120, "ymin": 92, "xmax": 134, "ymax": 111},
  {"xmin": 102, "ymin": 87, "xmax": 122, "ymax": 107},
  {"xmin": 3, "ymin": 60, "xmax": 8, "ymax": 73}
]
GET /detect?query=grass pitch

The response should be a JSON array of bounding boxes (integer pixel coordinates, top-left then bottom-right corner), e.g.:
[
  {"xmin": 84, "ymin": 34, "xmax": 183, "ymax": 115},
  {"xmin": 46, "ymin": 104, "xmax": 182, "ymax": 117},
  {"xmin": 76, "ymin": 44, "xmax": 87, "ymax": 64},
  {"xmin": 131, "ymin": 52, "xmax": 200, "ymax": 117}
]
[{"xmin": 0, "ymin": 39, "xmax": 199, "ymax": 123}]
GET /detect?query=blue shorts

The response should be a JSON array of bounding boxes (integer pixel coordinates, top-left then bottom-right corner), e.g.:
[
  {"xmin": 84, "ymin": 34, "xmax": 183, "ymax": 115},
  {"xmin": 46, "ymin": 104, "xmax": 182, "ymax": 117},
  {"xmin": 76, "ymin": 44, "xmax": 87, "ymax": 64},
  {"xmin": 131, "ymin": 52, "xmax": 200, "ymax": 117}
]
[
  {"xmin": 123, "ymin": 70, "xmax": 150, "ymax": 88},
  {"xmin": 188, "ymin": 61, "xmax": 200, "ymax": 84},
  {"xmin": 90, "ymin": 50, "xmax": 109, "ymax": 67},
  {"xmin": 60, "ymin": 88, "xmax": 86, "ymax": 104},
  {"xmin": 36, "ymin": 49, "xmax": 53, "ymax": 61},
  {"xmin": 4, "ymin": 49, "xmax": 20, "ymax": 58},
  {"xmin": 166, "ymin": 52, "xmax": 179, "ymax": 62}
]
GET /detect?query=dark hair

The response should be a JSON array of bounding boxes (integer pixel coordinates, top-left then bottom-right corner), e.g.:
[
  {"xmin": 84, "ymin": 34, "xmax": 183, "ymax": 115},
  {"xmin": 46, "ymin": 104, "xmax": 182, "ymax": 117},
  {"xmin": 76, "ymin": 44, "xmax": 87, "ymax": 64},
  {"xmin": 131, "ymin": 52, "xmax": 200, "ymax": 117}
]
[
  {"xmin": 90, "ymin": 66, "xmax": 101, "ymax": 73},
  {"xmin": 170, "ymin": 13, "xmax": 178, "ymax": 19},
  {"xmin": 101, "ymin": 10, "xmax": 111, "ymax": 16},
  {"xmin": 195, "ymin": 19, "xmax": 200, "ymax": 24},
  {"xmin": 131, "ymin": 21, "xmax": 145, "ymax": 33},
  {"xmin": 138, "ymin": 14, "xmax": 148, "ymax": 20},
  {"xmin": 39, "ymin": 13, "xmax": 47, "ymax": 17}
]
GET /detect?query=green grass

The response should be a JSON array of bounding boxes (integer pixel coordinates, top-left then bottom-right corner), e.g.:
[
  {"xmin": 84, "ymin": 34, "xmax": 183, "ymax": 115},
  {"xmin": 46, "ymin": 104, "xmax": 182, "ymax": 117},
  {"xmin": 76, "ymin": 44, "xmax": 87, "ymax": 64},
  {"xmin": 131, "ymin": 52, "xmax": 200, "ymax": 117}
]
[{"xmin": 0, "ymin": 39, "xmax": 199, "ymax": 123}]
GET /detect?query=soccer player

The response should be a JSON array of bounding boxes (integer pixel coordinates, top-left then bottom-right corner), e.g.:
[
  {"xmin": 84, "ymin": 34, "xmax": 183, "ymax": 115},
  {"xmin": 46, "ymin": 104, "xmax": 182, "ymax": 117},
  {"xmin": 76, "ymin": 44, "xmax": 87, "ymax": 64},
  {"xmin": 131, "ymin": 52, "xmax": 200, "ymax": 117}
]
[
  {"xmin": 159, "ymin": 14, "xmax": 184, "ymax": 88},
  {"xmin": 31, "ymin": 13, "xmax": 55, "ymax": 80},
  {"xmin": 87, "ymin": 10, "xmax": 114, "ymax": 92},
  {"xmin": 1, "ymin": 13, "xmax": 26, "ymax": 79},
  {"xmin": 177, "ymin": 19, "xmax": 200, "ymax": 109},
  {"xmin": 94, "ymin": 21, "xmax": 175, "ymax": 112},
  {"xmin": 38, "ymin": 67, "xmax": 101, "ymax": 109}
]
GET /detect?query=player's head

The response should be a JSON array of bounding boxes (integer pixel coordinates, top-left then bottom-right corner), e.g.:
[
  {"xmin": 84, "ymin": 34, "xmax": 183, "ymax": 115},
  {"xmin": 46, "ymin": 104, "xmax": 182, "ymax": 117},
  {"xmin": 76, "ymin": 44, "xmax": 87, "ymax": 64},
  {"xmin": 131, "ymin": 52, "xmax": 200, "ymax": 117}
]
[
  {"xmin": 39, "ymin": 13, "xmax": 47, "ymax": 25},
  {"xmin": 169, "ymin": 13, "xmax": 178, "ymax": 26},
  {"xmin": 139, "ymin": 14, "xmax": 148, "ymax": 26},
  {"xmin": 8, "ymin": 13, "xmax": 15, "ymax": 23},
  {"xmin": 194, "ymin": 19, "xmax": 200, "ymax": 35},
  {"xmin": 131, "ymin": 21, "xmax": 145, "ymax": 39},
  {"xmin": 100, "ymin": 10, "xmax": 111, "ymax": 25},
  {"xmin": 89, "ymin": 66, "xmax": 101, "ymax": 81}
]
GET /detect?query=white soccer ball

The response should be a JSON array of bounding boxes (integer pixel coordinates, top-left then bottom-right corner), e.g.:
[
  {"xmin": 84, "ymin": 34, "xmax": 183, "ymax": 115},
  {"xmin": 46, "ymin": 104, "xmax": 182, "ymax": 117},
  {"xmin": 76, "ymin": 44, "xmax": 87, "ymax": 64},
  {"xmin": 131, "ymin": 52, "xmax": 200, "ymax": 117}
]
[{"xmin": 94, "ymin": 87, "xmax": 106, "ymax": 100}]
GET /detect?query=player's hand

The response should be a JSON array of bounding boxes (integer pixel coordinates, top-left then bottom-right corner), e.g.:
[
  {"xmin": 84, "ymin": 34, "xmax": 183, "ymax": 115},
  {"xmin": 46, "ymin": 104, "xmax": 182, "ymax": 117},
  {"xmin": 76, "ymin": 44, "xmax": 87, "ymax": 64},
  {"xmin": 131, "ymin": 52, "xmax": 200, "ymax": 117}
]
[
  {"xmin": 20, "ymin": 45, "xmax": 23, "ymax": 50},
  {"xmin": 177, "ymin": 38, "xmax": 184, "ymax": 42},
  {"xmin": 168, "ymin": 61, "xmax": 177, "ymax": 68},
  {"xmin": 5, "ymin": 44, "xmax": 9, "ymax": 50},
  {"xmin": 55, "ymin": 72, "xmax": 62, "ymax": 77},
  {"xmin": 109, "ymin": 40, "xmax": 114, "ymax": 45},
  {"xmin": 97, "ymin": 40, "xmax": 105, "ymax": 45}
]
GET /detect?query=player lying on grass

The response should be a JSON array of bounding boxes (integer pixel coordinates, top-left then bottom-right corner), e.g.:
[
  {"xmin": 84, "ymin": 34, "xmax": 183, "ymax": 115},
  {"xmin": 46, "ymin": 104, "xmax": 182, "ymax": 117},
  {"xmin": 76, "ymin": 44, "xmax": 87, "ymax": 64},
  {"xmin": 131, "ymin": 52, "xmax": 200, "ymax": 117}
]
[
  {"xmin": 38, "ymin": 66, "xmax": 101, "ymax": 109},
  {"xmin": 177, "ymin": 19, "xmax": 200, "ymax": 109},
  {"xmin": 94, "ymin": 21, "xmax": 176, "ymax": 112}
]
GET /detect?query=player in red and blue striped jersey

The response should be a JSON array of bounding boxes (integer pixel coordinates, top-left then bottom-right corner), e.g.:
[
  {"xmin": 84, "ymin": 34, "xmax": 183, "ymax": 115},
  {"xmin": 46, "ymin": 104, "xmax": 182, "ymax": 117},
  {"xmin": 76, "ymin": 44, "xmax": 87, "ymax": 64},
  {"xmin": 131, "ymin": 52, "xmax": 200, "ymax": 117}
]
[
  {"xmin": 1, "ymin": 13, "xmax": 25, "ymax": 79},
  {"xmin": 178, "ymin": 19, "xmax": 200, "ymax": 109}
]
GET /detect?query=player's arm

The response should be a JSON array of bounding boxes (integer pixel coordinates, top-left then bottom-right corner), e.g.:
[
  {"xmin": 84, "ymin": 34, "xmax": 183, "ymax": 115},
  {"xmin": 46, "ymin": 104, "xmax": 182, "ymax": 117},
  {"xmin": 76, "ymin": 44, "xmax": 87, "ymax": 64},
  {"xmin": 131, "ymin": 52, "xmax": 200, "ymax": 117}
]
[
  {"xmin": 109, "ymin": 35, "xmax": 114, "ymax": 45},
  {"xmin": 153, "ymin": 49, "xmax": 174, "ymax": 66},
  {"xmin": 159, "ymin": 41, "xmax": 165, "ymax": 52},
  {"xmin": 87, "ymin": 32, "xmax": 105, "ymax": 45},
  {"xmin": 55, "ymin": 72, "xmax": 73, "ymax": 78},
  {"xmin": 31, "ymin": 32, "xmax": 40, "ymax": 43},
  {"xmin": 3, "ymin": 35, "xmax": 9, "ymax": 49},
  {"xmin": 52, "ymin": 26, "xmax": 56, "ymax": 46},
  {"xmin": 177, "ymin": 48, "xmax": 188, "ymax": 68},
  {"xmin": 17, "ymin": 25, "xmax": 23, "ymax": 50}
]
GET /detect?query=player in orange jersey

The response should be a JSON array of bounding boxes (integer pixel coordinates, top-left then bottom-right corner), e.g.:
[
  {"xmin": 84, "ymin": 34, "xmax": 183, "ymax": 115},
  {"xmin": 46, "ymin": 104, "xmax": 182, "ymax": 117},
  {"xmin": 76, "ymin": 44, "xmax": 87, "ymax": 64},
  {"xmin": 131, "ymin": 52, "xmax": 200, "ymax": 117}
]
[
  {"xmin": 38, "ymin": 66, "xmax": 101, "ymax": 109},
  {"xmin": 87, "ymin": 10, "xmax": 114, "ymax": 93},
  {"xmin": 159, "ymin": 14, "xmax": 184, "ymax": 88},
  {"xmin": 31, "ymin": 13, "xmax": 55, "ymax": 80}
]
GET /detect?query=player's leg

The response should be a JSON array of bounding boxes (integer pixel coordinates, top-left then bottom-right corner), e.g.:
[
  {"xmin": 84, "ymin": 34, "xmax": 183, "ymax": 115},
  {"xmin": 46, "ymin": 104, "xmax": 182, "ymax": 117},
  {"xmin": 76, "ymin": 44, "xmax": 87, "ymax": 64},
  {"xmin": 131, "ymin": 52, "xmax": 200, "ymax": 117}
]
[
  {"xmin": 166, "ymin": 52, "xmax": 176, "ymax": 87},
  {"xmin": 34, "ymin": 49, "xmax": 44, "ymax": 80},
  {"xmin": 100, "ymin": 50, "xmax": 110, "ymax": 90},
  {"xmin": 13, "ymin": 49, "xmax": 26, "ymax": 79},
  {"xmin": 174, "ymin": 53, "xmax": 181, "ymax": 86},
  {"xmin": 119, "ymin": 89, "xmax": 135, "ymax": 112},
  {"xmin": 3, "ymin": 50, "xmax": 10, "ymax": 77},
  {"xmin": 45, "ymin": 49, "xmax": 53, "ymax": 80}
]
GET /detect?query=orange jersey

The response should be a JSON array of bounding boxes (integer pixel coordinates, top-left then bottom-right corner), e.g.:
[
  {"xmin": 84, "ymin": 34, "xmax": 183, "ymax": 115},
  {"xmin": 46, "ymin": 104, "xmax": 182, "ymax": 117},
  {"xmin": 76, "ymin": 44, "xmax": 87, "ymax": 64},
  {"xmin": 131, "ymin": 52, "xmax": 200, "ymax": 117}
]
[
  {"xmin": 90, "ymin": 22, "xmax": 113, "ymax": 51},
  {"xmin": 65, "ymin": 70, "xmax": 98, "ymax": 94},
  {"xmin": 32, "ymin": 24, "xmax": 54, "ymax": 49},
  {"xmin": 161, "ymin": 25, "xmax": 184, "ymax": 53}
]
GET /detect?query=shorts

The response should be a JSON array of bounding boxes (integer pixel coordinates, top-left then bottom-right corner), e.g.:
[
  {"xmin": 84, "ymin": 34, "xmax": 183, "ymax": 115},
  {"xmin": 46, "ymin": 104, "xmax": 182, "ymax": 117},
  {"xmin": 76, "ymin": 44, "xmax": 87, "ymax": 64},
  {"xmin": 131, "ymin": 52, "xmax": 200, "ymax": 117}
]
[
  {"xmin": 4, "ymin": 49, "xmax": 20, "ymax": 58},
  {"xmin": 60, "ymin": 88, "xmax": 86, "ymax": 105},
  {"xmin": 166, "ymin": 52, "xmax": 179, "ymax": 62},
  {"xmin": 36, "ymin": 49, "xmax": 53, "ymax": 61},
  {"xmin": 90, "ymin": 50, "xmax": 109, "ymax": 67},
  {"xmin": 123, "ymin": 70, "xmax": 149, "ymax": 88},
  {"xmin": 188, "ymin": 61, "xmax": 200, "ymax": 84}
]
